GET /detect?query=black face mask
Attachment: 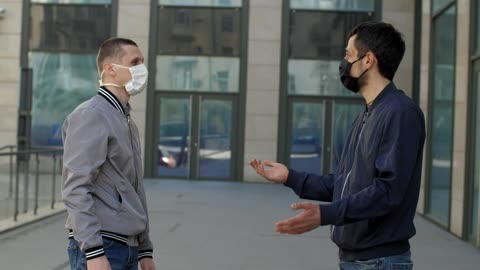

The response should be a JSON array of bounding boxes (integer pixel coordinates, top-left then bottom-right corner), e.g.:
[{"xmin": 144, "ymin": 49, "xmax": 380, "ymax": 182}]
[{"xmin": 339, "ymin": 55, "xmax": 368, "ymax": 93}]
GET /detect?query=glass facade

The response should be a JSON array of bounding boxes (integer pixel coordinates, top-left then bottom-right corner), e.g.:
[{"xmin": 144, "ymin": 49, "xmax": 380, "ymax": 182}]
[
  {"xmin": 473, "ymin": 72, "xmax": 480, "ymax": 244},
  {"xmin": 289, "ymin": 102, "xmax": 324, "ymax": 175},
  {"xmin": 153, "ymin": 1, "xmax": 241, "ymax": 179},
  {"xmin": 32, "ymin": 0, "xmax": 110, "ymax": 3},
  {"xmin": 198, "ymin": 99, "xmax": 233, "ymax": 178},
  {"xmin": 288, "ymin": 10, "xmax": 374, "ymax": 96},
  {"xmin": 156, "ymin": 56, "xmax": 240, "ymax": 92},
  {"xmin": 159, "ymin": 0, "xmax": 241, "ymax": 8},
  {"xmin": 427, "ymin": 4, "xmax": 456, "ymax": 226},
  {"xmin": 432, "ymin": 0, "xmax": 455, "ymax": 14},
  {"xmin": 157, "ymin": 97, "xmax": 191, "ymax": 178},
  {"xmin": 29, "ymin": 2, "xmax": 112, "ymax": 146},
  {"xmin": 290, "ymin": 0, "xmax": 375, "ymax": 11}
]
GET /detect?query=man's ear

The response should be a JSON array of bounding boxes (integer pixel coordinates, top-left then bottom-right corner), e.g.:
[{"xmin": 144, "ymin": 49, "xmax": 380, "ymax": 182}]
[
  {"xmin": 364, "ymin": 51, "xmax": 376, "ymax": 69},
  {"xmin": 102, "ymin": 63, "xmax": 115, "ymax": 77}
]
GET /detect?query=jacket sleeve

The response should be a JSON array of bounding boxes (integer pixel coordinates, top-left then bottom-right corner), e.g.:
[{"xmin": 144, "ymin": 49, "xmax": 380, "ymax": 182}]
[
  {"xmin": 319, "ymin": 107, "xmax": 424, "ymax": 226},
  {"xmin": 137, "ymin": 180, "xmax": 154, "ymax": 260},
  {"xmin": 284, "ymin": 169, "xmax": 335, "ymax": 202},
  {"xmin": 62, "ymin": 108, "xmax": 108, "ymax": 260}
]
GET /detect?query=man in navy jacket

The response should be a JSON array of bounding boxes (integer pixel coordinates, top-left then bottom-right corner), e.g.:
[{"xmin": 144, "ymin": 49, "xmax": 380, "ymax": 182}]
[{"xmin": 250, "ymin": 22, "xmax": 425, "ymax": 270}]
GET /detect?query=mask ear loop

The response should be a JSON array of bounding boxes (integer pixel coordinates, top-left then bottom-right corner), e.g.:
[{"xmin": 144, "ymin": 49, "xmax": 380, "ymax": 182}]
[{"xmin": 98, "ymin": 66, "xmax": 122, "ymax": 88}]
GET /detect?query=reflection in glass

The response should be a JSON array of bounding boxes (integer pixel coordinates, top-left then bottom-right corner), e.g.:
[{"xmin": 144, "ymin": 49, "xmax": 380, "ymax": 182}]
[
  {"xmin": 159, "ymin": 0, "xmax": 241, "ymax": 7},
  {"xmin": 288, "ymin": 60, "xmax": 355, "ymax": 96},
  {"xmin": 31, "ymin": 0, "xmax": 110, "ymax": 4},
  {"xmin": 331, "ymin": 103, "xmax": 363, "ymax": 171},
  {"xmin": 289, "ymin": 102, "xmax": 324, "ymax": 175},
  {"xmin": 473, "ymin": 73, "xmax": 480, "ymax": 243},
  {"xmin": 29, "ymin": 52, "xmax": 98, "ymax": 146},
  {"xmin": 432, "ymin": 0, "xmax": 455, "ymax": 14},
  {"xmin": 199, "ymin": 99, "xmax": 232, "ymax": 178},
  {"xmin": 428, "ymin": 5, "xmax": 456, "ymax": 226},
  {"xmin": 158, "ymin": 98, "xmax": 191, "ymax": 177},
  {"xmin": 156, "ymin": 56, "xmax": 239, "ymax": 92},
  {"xmin": 289, "ymin": 10, "xmax": 374, "ymax": 60},
  {"xmin": 30, "ymin": 4, "xmax": 111, "ymax": 53},
  {"xmin": 157, "ymin": 7, "xmax": 241, "ymax": 56},
  {"xmin": 290, "ymin": 0, "xmax": 375, "ymax": 12}
]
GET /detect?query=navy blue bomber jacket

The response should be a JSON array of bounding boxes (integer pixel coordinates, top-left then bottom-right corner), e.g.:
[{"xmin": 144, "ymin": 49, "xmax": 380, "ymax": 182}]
[{"xmin": 285, "ymin": 82, "xmax": 426, "ymax": 261}]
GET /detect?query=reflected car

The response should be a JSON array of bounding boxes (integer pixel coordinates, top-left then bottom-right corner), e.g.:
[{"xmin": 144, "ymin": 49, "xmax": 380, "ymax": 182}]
[{"xmin": 158, "ymin": 146, "xmax": 177, "ymax": 168}]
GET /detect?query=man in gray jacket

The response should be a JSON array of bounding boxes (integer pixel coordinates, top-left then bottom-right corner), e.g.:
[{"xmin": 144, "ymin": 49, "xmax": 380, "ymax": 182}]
[{"xmin": 62, "ymin": 38, "xmax": 155, "ymax": 270}]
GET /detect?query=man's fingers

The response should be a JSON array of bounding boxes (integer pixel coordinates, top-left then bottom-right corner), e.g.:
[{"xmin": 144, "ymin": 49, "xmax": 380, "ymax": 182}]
[
  {"xmin": 275, "ymin": 219, "xmax": 310, "ymax": 234},
  {"xmin": 291, "ymin": 202, "xmax": 313, "ymax": 210},
  {"xmin": 250, "ymin": 159, "xmax": 266, "ymax": 176},
  {"xmin": 263, "ymin": 160, "xmax": 275, "ymax": 168}
]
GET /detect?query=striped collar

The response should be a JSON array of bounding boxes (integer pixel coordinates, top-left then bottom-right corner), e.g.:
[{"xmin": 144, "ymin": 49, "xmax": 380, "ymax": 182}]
[{"xmin": 98, "ymin": 87, "xmax": 126, "ymax": 115}]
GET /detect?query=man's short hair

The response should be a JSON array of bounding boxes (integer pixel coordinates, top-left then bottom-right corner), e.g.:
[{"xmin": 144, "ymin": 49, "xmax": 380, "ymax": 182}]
[
  {"xmin": 96, "ymin": 37, "xmax": 138, "ymax": 74},
  {"xmin": 348, "ymin": 21, "xmax": 405, "ymax": 81}
]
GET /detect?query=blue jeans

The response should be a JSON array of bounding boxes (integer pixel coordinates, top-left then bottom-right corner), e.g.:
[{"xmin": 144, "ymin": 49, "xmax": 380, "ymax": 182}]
[
  {"xmin": 339, "ymin": 251, "xmax": 413, "ymax": 270},
  {"xmin": 67, "ymin": 238, "xmax": 138, "ymax": 270}
]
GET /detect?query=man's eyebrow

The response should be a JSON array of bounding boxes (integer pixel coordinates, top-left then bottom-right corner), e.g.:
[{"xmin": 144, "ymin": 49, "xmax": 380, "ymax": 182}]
[{"xmin": 131, "ymin": 57, "xmax": 142, "ymax": 63}]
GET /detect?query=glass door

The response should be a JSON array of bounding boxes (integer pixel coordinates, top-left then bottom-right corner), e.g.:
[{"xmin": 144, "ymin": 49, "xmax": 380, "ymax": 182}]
[
  {"xmin": 286, "ymin": 99, "xmax": 363, "ymax": 175},
  {"xmin": 155, "ymin": 94, "xmax": 236, "ymax": 180}
]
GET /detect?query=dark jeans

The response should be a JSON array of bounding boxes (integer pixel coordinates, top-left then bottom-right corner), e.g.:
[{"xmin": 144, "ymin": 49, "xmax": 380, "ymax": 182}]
[
  {"xmin": 339, "ymin": 251, "xmax": 413, "ymax": 270},
  {"xmin": 67, "ymin": 238, "xmax": 138, "ymax": 270}
]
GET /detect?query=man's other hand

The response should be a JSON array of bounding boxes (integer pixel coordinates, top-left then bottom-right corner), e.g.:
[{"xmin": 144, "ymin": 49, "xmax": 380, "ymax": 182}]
[
  {"xmin": 275, "ymin": 202, "xmax": 321, "ymax": 234},
  {"xmin": 86, "ymin": 256, "xmax": 111, "ymax": 270}
]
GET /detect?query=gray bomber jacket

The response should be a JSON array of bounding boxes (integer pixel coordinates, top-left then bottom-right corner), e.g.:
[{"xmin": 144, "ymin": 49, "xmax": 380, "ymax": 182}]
[{"xmin": 62, "ymin": 87, "xmax": 153, "ymax": 261}]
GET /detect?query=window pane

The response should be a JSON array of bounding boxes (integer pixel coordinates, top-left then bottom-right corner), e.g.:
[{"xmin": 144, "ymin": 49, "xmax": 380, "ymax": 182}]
[
  {"xmin": 30, "ymin": 52, "xmax": 98, "ymax": 146},
  {"xmin": 428, "ymin": 4, "xmax": 456, "ymax": 226},
  {"xmin": 30, "ymin": 4, "xmax": 111, "ymax": 53},
  {"xmin": 432, "ymin": 0, "xmax": 455, "ymax": 14},
  {"xmin": 288, "ymin": 59, "xmax": 356, "ymax": 96},
  {"xmin": 157, "ymin": 7, "xmax": 241, "ymax": 57},
  {"xmin": 290, "ymin": 0, "xmax": 375, "ymax": 12},
  {"xmin": 331, "ymin": 102, "xmax": 363, "ymax": 172},
  {"xmin": 199, "ymin": 99, "xmax": 232, "ymax": 178},
  {"xmin": 31, "ymin": 0, "xmax": 110, "ymax": 4},
  {"xmin": 156, "ymin": 56, "xmax": 239, "ymax": 92},
  {"xmin": 289, "ymin": 102, "xmax": 324, "ymax": 175},
  {"xmin": 290, "ymin": 10, "xmax": 374, "ymax": 60},
  {"xmin": 476, "ymin": 0, "xmax": 480, "ymax": 54},
  {"xmin": 159, "ymin": 0, "xmax": 241, "ymax": 7},
  {"xmin": 158, "ymin": 98, "xmax": 191, "ymax": 178},
  {"xmin": 474, "ymin": 71, "xmax": 480, "ymax": 243}
]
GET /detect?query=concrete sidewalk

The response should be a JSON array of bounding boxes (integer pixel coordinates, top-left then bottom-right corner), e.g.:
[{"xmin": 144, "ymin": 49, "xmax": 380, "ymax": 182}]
[{"xmin": 1, "ymin": 179, "xmax": 479, "ymax": 270}]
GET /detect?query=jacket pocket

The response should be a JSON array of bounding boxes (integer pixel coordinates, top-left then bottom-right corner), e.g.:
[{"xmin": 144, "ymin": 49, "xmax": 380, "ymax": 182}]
[{"xmin": 94, "ymin": 174, "xmax": 121, "ymax": 213}]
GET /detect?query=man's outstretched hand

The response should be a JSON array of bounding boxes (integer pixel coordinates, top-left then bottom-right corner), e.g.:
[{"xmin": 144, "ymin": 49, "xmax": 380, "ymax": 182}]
[
  {"xmin": 275, "ymin": 202, "xmax": 321, "ymax": 235},
  {"xmin": 249, "ymin": 159, "xmax": 289, "ymax": 184}
]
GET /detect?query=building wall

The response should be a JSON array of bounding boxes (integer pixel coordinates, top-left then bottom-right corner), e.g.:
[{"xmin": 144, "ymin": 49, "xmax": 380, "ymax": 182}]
[
  {"xmin": 0, "ymin": 0, "xmax": 21, "ymax": 147},
  {"xmin": 117, "ymin": 0, "xmax": 151, "ymax": 169},
  {"xmin": 243, "ymin": 0, "xmax": 282, "ymax": 182},
  {"xmin": 450, "ymin": 0, "xmax": 470, "ymax": 238},
  {"xmin": 382, "ymin": 0, "xmax": 415, "ymax": 97},
  {"xmin": 418, "ymin": 0, "xmax": 432, "ymax": 216}
]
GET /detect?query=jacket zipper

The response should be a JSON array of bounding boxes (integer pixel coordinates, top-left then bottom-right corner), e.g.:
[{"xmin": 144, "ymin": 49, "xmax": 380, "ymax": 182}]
[
  {"xmin": 331, "ymin": 111, "xmax": 369, "ymax": 238},
  {"xmin": 127, "ymin": 115, "xmax": 139, "ymax": 191}
]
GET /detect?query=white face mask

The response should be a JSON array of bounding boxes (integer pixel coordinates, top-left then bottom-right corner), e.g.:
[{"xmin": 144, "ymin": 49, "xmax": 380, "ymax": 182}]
[{"xmin": 99, "ymin": 63, "xmax": 148, "ymax": 96}]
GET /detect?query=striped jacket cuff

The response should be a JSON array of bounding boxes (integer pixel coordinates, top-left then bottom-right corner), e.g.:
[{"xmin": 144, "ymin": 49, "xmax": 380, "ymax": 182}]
[
  {"xmin": 85, "ymin": 245, "xmax": 105, "ymax": 260},
  {"xmin": 138, "ymin": 249, "xmax": 153, "ymax": 260}
]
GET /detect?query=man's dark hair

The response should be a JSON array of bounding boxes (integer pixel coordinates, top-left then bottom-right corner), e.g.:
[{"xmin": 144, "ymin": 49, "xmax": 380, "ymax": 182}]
[
  {"xmin": 348, "ymin": 21, "xmax": 405, "ymax": 81},
  {"xmin": 97, "ymin": 37, "xmax": 138, "ymax": 74}
]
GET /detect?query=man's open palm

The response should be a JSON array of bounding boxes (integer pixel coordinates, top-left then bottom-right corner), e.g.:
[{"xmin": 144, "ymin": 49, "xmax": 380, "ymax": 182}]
[{"xmin": 249, "ymin": 159, "xmax": 289, "ymax": 183}]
